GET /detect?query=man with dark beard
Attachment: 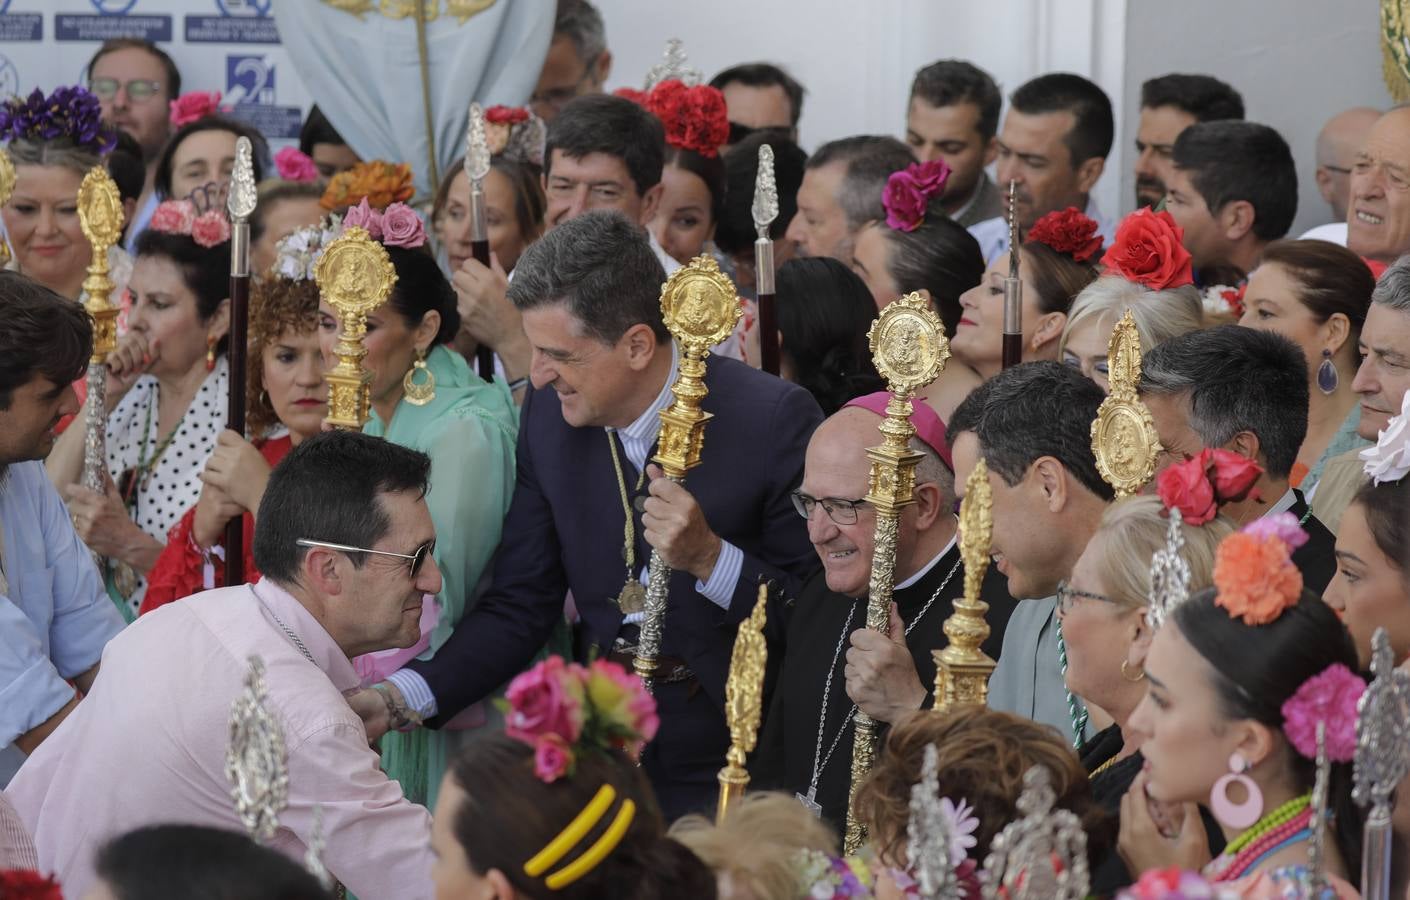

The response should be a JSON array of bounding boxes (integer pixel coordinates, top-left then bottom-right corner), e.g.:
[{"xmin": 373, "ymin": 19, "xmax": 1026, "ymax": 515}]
[{"xmin": 1132, "ymin": 73, "xmax": 1243, "ymax": 209}]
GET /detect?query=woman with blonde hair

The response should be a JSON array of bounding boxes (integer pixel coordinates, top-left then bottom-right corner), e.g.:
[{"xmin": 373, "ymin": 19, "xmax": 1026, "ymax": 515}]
[
  {"xmin": 1059, "ymin": 276, "xmax": 1204, "ymax": 393},
  {"xmin": 670, "ymin": 792, "xmax": 837, "ymax": 900}
]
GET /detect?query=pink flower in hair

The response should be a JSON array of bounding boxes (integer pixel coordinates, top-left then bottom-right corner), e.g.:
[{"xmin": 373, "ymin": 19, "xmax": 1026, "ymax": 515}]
[
  {"xmin": 380, "ymin": 202, "xmax": 426, "ymax": 249},
  {"xmin": 150, "ymin": 199, "xmax": 196, "ymax": 235},
  {"xmin": 882, "ymin": 159, "xmax": 951, "ymax": 232},
  {"xmin": 274, "ymin": 146, "xmax": 319, "ymax": 183},
  {"xmin": 504, "ymin": 656, "xmax": 585, "ymax": 747},
  {"xmin": 169, "ymin": 91, "xmax": 224, "ymax": 128},
  {"xmin": 532, "ymin": 733, "xmax": 574, "ymax": 783},
  {"xmin": 1280, "ymin": 663, "xmax": 1365, "ymax": 762},
  {"xmin": 341, "ymin": 197, "xmax": 383, "ymax": 241},
  {"xmin": 190, "ymin": 211, "xmax": 231, "ymax": 248},
  {"xmin": 1242, "ymin": 511, "xmax": 1309, "ymax": 552}
]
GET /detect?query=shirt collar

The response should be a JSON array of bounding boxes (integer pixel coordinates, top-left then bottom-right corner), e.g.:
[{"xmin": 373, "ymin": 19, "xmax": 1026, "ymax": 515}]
[
  {"xmin": 949, "ymin": 176, "xmax": 988, "ymax": 222},
  {"xmin": 895, "ymin": 532, "xmax": 960, "ymax": 591},
  {"xmin": 1263, "ymin": 488, "xmax": 1299, "ymax": 518},
  {"xmin": 252, "ymin": 578, "xmax": 360, "ymax": 693},
  {"xmin": 613, "ymin": 341, "xmax": 679, "ymax": 446}
]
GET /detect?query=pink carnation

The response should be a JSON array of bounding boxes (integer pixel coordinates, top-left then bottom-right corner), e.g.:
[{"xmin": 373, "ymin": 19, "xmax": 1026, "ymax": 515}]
[
  {"xmin": 190, "ymin": 210, "xmax": 231, "ymax": 248},
  {"xmin": 169, "ymin": 90, "xmax": 223, "ymax": 128},
  {"xmin": 1242, "ymin": 511, "xmax": 1309, "ymax": 552},
  {"xmin": 505, "ymin": 657, "xmax": 584, "ymax": 747},
  {"xmin": 150, "ymin": 199, "xmax": 195, "ymax": 235},
  {"xmin": 274, "ymin": 146, "xmax": 319, "ymax": 183},
  {"xmin": 1281, "ymin": 663, "xmax": 1365, "ymax": 762},
  {"xmin": 342, "ymin": 197, "xmax": 383, "ymax": 240},
  {"xmin": 533, "ymin": 733, "xmax": 574, "ymax": 783},
  {"xmin": 380, "ymin": 202, "xmax": 426, "ymax": 248}
]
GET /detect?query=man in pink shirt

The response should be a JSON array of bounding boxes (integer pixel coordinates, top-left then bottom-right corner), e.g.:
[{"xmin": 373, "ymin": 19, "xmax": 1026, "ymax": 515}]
[{"xmin": 8, "ymin": 431, "xmax": 440, "ymax": 899}]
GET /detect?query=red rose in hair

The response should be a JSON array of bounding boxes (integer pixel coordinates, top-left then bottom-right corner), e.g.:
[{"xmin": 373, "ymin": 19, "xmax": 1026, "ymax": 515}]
[
  {"xmin": 1208, "ymin": 448, "xmax": 1262, "ymax": 503},
  {"xmin": 1100, "ymin": 208, "xmax": 1194, "ymax": 290},
  {"xmin": 1026, "ymin": 207, "xmax": 1103, "ymax": 262},
  {"xmin": 1157, "ymin": 450, "xmax": 1219, "ymax": 525},
  {"xmin": 484, "ymin": 105, "xmax": 529, "ymax": 126}
]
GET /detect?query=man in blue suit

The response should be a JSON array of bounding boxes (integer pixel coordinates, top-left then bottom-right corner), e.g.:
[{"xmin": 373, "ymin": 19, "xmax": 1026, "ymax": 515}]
[{"xmin": 372, "ymin": 210, "xmax": 822, "ymax": 816}]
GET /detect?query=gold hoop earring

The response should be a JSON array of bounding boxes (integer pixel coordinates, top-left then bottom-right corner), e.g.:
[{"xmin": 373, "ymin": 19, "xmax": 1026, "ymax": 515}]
[
  {"xmin": 403, "ymin": 348, "xmax": 435, "ymax": 406},
  {"xmin": 1120, "ymin": 659, "xmax": 1146, "ymax": 683}
]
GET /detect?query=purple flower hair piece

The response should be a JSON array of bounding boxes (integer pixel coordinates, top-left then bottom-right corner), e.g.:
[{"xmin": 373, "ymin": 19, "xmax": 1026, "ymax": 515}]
[
  {"xmin": 1240, "ymin": 511, "xmax": 1309, "ymax": 551},
  {"xmin": 0, "ymin": 85, "xmax": 117, "ymax": 155}
]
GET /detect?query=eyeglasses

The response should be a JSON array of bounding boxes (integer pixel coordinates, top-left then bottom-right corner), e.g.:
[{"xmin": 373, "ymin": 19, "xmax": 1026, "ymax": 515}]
[
  {"xmin": 1055, "ymin": 579, "xmax": 1117, "ymax": 615},
  {"xmin": 296, "ymin": 538, "xmax": 436, "ymax": 580},
  {"xmin": 89, "ymin": 77, "xmax": 163, "ymax": 103},
  {"xmin": 791, "ymin": 490, "xmax": 870, "ymax": 525},
  {"xmin": 529, "ymin": 53, "xmax": 602, "ymax": 114}
]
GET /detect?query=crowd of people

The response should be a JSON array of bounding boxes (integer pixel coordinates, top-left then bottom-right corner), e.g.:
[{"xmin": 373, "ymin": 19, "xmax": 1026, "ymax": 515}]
[{"xmin": 1, "ymin": 2, "xmax": 1408, "ymax": 898}]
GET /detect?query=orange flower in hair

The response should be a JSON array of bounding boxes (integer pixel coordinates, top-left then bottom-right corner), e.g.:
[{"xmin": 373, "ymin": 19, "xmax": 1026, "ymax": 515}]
[
  {"xmin": 319, "ymin": 160, "xmax": 415, "ymax": 211},
  {"xmin": 1212, "ymin": 528, "xmax": 1303, "ymax": 626}
]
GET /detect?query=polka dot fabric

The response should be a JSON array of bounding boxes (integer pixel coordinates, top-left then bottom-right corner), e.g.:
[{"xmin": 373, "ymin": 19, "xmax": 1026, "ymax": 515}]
[{"xmin": 105, "ymin": 356, "xmax": 229, "ymax": 615}]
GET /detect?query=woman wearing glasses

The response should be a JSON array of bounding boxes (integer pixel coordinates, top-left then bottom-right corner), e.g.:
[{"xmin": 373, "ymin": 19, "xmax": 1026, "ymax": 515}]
[{"xmin": 1055, "ymin": 494, "xmax": 1229, "ymax": 891}]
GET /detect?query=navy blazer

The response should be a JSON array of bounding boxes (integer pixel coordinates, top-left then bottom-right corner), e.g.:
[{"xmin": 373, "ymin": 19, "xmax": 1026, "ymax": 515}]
[{"xmin": 413, "ymin": 356, "xmax": 823, "ymax": 724}]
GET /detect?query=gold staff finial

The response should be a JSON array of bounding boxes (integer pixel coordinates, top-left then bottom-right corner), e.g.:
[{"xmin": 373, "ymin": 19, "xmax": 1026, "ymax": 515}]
[
  {"xmin": 77, "ymin": 165, "xmax": 124, "ymax": 359},
  {"xmin": 1091, "ymin": 309, "xmax": 1161, "ymax": 498},
  {"xmin": 315, "ymin": 226, "xmax": 397, "ymax": 430},
  {"xmin": 717, "ymin": 585, "xmax": 768, "ymax": 823},
  {"xmin": 843, "ymin": 291, "xmax": 949, "ymax": 854},
  {"xmin": 633, "ymin": 255, "xmax": 741, "ymax": 687},
  {"xmin": 934, "ymin": 457, "xmax": 996, "ymax": 710},
  {"xmin": 0, "ymin": 147, "xmax": 14, "ymax": 266}
]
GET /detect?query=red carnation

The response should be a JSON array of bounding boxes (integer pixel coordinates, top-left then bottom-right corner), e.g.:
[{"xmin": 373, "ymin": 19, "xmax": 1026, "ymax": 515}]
[
  {"xmin": 1100, "ymin": 208, "xmax": 1194, "ymax": 290},
  {"xmin": 1026, "ymin": 206, "xmax": 1103, "ymax": 263},
  {"xmin": 484, "ymin": 105, "xmax": 529, "ymax": 126},
  {"xmin": 640, "ymin": 80, "xmax": 729, "ymax": 157}
]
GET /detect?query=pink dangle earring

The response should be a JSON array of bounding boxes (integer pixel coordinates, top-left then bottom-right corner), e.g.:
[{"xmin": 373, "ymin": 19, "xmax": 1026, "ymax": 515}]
[{"xmin": 1209, "ymin": 752, "xmax": 1263, "ymax": 828}]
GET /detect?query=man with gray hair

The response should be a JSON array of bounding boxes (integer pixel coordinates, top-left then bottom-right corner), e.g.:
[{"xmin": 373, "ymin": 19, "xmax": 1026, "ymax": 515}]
[
  {"xmin": 372, "ymin": 210, "xmax": 823, "ymax": 818},
  {"xmin": 785, "ymin": 135, "xmax": 915, "ymax": 260},
  {"xmin": 1140, "ymin": 325, "xmax": 1337, "ymax": 591},
  {"xmin": 529, "ymin": 0, "xmax": 612, "ymax": 123},
  {"xmin": 1313, "ymin": 255, "xmax": 1410, "ymax": 530}
]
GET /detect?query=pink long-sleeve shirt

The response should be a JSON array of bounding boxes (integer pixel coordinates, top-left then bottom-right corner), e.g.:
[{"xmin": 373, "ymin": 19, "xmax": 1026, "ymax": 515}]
[{"xmin": 7, "ymin": 579, "xmax": 434, "ymax": 900}]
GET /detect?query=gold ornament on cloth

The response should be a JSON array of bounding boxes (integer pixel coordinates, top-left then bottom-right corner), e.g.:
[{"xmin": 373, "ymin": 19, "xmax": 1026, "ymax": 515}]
[
  {"xmin": 0, "ymin": 146, "xmax": 16, "ymax": 265},
  {"xmin": 933, "ymin": 457, "xmax": 996, "ymax": 712},
  {"xmin": 321, "ymin": 0, "xmax": 494, "ymax": 24},
  {"xmin": 843, "ymin": 291, "xmax": 949, "ymax": 855},
  {"xmin": 316, "ymin": 226, "xmax": 397, "ymax": 430},
  {"xmin": 1384, "ymin": 0, "xmax": 1410, "ymax": 101},
  {"xmin": 1091, "ymin": 310, "xmax": 1161, "ymax": 499},
  {"xmin": 226, "ymin": 656, "xmax": 290, "ymax": 844},
  {"xmin": 633, "ymin": 255, "xmax": 741, "ymax": 690},
  {"xmin": 717, "ymin": 585, "xmax": 769, "ymax": 824}
]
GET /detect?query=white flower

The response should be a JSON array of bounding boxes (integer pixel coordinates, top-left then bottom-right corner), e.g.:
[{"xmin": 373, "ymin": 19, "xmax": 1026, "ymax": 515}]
[
  {"xmin": 1201, "ymin": 284, "xmax": 1236, "ymax": 317},
  {"xmin": 939, "ymin": 796, "xmax": 979, "ymax": 867},
  {"xmin": 1361, "ymin": 390, "xmax": 1410, "ymax": 485}
]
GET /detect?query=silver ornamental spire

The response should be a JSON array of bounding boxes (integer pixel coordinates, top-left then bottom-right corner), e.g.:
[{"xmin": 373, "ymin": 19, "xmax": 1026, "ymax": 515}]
[
  {"xmin": 751, "ymin": 144, "xmax": 778, "ymax": 242},
  {"xmin": 228, "ymin": 136, "xmax": 257, "ymax": 223},
  {"xmin": 1305, "ymin": 722, "xmax": 1331, "ymax": 898},
  {"xmin": 1145, "ymin": 507, "xmax": 1191, "ymax": 632},
  {"xmin": 979, "ymin": 766, "xmax": 1089, "ymax": 900},
  {"xmin": 225, "ymin": 655, "xmax": 289, "ymax": 843},
  {"xmin": 908, "ymin": 744, "xmax": 961, "ymax": 900},
  {"xmin": 1354, "ymin": 628, "xmax": 1410, "ymax": 811},
  {"xmin": 466, "ymin": 102, "xmax": 491, "ymax": 184},
  {"xmin": 644, "ymin": 38, "xmax": 701, "ymax": 90}
]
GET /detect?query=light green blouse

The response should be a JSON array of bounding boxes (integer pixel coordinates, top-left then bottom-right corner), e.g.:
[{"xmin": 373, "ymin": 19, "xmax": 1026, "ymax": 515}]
[{"xmin": 365, "ymin": 345, "xmax": 517, "ymax": 807}]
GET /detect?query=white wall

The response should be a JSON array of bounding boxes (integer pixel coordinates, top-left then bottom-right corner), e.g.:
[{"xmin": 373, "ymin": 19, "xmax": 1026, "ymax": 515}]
[{"xmin": 596, "ymin": 0, "xmax": 1389, "ymax": 232}]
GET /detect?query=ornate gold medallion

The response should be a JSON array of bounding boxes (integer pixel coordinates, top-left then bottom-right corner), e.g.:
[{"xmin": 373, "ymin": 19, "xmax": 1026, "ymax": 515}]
[
  {"xmin": 866, "ymin": 293, "xmax": 949, "ymax": 395},
  {"xmin": 659, "ymin": 254, "xmax": 742, "ymax": 353},
  {"xmin": 618, "ymin": 580, "xmax": 647, "ymax": 615},
  {"xmin": 315, "ymin": 226, "xmax": 397, "ymax": 431},
  {"xmin": 1091, "ymin": 310, "xmax": 1161, "ymax": 499}
]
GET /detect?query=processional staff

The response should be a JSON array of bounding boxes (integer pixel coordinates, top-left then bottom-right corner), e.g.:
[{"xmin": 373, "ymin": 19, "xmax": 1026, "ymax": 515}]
[
  {"xmin": 75, "ymin": 163, "xmax": 125, "ymax": 522},
  {"xmin": 464, "ymin": 103, "xmax": 496, "ymax": 382},
  {"xmin": 1001, "ymin": 181, "xmax": 1023, "ymax": 371},
  {"xmin": 632, "ymin": 256, "xmax": 741, "ymax": 691},
  {"xmin": 316, "ymin": 226, "xmax": 398, "ymax": 432},
  {"xmin": 843, "ymin": 292, "xmax": 948, "ymax": 854},
  {"xmin": 0, "ymin": 146, "xmax": 14, "ymax": 265},
  {"xmin": 716, "ymin": 585, "xmax": 768, "ymax": 823},
  {"xmin": 932, "ymin": 457, "xmax": 996, "ymax": 712},
  {"xmin": 1353, "ymin": 628, "xmax": 1410, "ymax": 900},
  {"xmin": 224, "ymin": 137, "xmax": 257, "ymax": 585},
  {"xmin": 752, "ymin": 144, "xmax": 780, "ymax": 375},
  {"xmin": 1091, "ymin": 309, "xmax": 1161, "ymax": 500}
]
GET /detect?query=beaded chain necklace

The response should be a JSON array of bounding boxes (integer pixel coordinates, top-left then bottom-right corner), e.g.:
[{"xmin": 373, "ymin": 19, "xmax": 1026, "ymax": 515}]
[{"xmin": 1207, "ymin": 794, "xmax": 1313, "ymax": 883}]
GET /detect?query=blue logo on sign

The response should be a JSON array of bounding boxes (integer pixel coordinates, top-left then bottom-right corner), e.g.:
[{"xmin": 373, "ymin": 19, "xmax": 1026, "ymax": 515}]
[
  {"xmin": 215, "ymin": 0, "xmax": 272, "ymax": 16},
  {"xmin": 90, "ymin": 0, "xmax": 139, "ymax": 14},
  {"xmin": 0, "ymin": 55, "xmax": 19, "ymax": 99},
  {"xmin": 226, "ymin": 55, "xmax": 274, "ymax": 105}
]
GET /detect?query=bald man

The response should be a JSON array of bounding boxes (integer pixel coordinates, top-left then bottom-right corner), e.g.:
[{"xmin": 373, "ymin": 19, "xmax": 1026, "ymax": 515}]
[
  {"xmin": 1316, "ymin": 107, "xmax": 1380, "ymax": 223},
  {"xmin": 752, "ymin": 401, "xmax": 1015, "ymax": 835}
]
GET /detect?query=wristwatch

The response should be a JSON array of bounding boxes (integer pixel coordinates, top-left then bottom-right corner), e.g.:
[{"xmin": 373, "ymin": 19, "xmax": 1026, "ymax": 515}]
[{"xmin": 371, "ymin": 681, "xmax": 423, "ymax": 732}]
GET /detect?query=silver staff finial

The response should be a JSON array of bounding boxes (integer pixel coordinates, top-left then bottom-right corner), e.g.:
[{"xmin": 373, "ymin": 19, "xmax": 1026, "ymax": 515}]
[
  {"xmin": 466, "ymin": 102, "xmax": 491, "ymax": 183},
  {"xmin": 1146, "ymin": 507, "xmax": 1191, "ymax": 632},
  {"xmin": 751, "ymin": 144, "xmax": 778, "ymax": 242},
  {"xmin": 644, "ymin": 38, "xmax": 701, "ymax": 90},
  {"xmin": 1354, "ymin": 628, "xmax": 1410, "ymax": 810},
  {"xmin": 908, "ymin": 744, "xmax": 961, "ymax": 900},
  {"xmin": 1006, "ymin": 180, "xmax": 1019, "ymax": 276},
  {"xmin": 1305, "ymin": 722, "xmax": 1331, "ymax": 897},
  {"xmin": 225, "ymin": 655, "xmax": 289, "ymax": 844},
  {"xmin": 228, "ymin": 136, "xmax": 257, "ymax": 223},
  {"xmin": 980, "ymin": 766, "xmax": 1089, "ymax": 900}
]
